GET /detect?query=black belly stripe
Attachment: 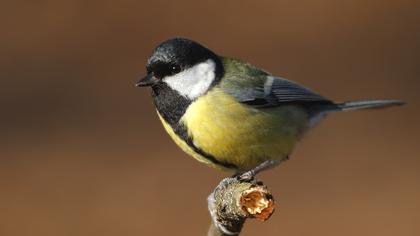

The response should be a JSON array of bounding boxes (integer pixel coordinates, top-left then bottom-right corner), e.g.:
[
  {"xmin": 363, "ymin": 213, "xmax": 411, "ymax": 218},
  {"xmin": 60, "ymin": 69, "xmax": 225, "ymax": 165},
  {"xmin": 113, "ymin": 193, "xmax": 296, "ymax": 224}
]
[
  {"xmin": 152, "ymin": 83, "xmax": 238, "ymax": 170},
  {"xmin": 175, "ymin": 123, "xmax": 238, "ymax": 170}
]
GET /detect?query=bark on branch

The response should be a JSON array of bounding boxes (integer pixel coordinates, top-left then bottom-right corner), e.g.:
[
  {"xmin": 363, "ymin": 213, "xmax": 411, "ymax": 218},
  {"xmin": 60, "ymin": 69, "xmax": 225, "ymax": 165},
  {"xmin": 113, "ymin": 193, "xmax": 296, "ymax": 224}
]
[{"xmin": 207, "ymin": 177, "xmax": 275, "ymax": 236}]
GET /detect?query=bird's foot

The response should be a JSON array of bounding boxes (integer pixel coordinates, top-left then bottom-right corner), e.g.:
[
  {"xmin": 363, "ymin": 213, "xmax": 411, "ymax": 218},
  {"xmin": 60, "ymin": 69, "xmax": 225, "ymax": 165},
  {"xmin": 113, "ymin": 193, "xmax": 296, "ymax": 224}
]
[
  {"xmin": 235, "ymin": 170, "xmax": 255, "ymax": 182},
  {"xmin": 235, "ymin": 159, "xmax": 281, "ymax": 181}
]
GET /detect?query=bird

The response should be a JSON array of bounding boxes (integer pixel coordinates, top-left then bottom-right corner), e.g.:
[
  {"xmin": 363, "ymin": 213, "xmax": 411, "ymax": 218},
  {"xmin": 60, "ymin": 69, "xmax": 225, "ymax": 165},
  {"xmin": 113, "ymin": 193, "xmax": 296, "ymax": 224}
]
[{"xmin": 136, "ymin": 37, "xmax": 404, "ymax": 177}]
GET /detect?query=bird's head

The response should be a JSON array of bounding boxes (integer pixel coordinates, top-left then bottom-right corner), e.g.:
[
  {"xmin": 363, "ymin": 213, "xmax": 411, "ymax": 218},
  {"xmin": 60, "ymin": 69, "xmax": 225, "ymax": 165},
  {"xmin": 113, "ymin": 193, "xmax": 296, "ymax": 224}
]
[{"xmin": 136, "ymin": 38, "xmax": 223, "ymax": 100}]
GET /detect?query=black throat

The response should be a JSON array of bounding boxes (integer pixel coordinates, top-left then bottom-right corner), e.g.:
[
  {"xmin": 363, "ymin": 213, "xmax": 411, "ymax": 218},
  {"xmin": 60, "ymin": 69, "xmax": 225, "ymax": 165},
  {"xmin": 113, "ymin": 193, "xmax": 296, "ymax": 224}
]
[{"xmin": 151, "ymin": 82, "xmax": 191, "ymax": 127}]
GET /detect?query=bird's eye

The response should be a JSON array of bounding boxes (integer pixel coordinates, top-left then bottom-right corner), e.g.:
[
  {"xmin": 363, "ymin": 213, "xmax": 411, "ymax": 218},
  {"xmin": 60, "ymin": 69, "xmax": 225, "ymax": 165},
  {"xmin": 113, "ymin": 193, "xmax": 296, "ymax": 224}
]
[
  {"xmin": 152, "ymin": 63, "xmax": 181, "ymax": 79},
  {"xmin": 171, "ymin": 65, "xmax": 181, "ymax": 74}
]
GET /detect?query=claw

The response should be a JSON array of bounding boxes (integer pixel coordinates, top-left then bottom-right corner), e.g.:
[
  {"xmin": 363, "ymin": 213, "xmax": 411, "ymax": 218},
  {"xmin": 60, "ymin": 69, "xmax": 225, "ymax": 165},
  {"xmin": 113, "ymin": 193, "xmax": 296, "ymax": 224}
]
[{"xmin": 237, "ymin": 170, "xmax": 255, "ymax": 181}]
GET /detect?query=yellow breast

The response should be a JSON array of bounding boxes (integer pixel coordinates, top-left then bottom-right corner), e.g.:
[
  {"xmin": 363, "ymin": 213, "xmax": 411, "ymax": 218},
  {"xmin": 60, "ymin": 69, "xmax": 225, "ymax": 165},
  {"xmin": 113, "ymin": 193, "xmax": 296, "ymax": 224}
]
[
  {"xmin": 162, "ymin": 88, "xmax": 307, "ymax": 171},
  {"xmin": 158, "ymin": 112, "xmax": 227, "ymax": 170}
]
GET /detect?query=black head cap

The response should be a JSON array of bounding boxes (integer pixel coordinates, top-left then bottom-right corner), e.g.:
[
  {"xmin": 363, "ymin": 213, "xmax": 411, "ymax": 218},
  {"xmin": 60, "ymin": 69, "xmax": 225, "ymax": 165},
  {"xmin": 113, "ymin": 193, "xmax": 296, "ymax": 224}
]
[{"xmin": 145, "ymin": 38, "xmax": 223, "ymax": 80}]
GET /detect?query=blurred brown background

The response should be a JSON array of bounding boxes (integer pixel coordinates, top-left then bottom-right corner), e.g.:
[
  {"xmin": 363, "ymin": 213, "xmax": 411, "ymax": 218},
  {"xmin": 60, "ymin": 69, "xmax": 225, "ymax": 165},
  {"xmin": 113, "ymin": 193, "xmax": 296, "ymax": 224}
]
[{"xmin": 1, "ymin": 0, "xmax": 419, "ymax": 235}]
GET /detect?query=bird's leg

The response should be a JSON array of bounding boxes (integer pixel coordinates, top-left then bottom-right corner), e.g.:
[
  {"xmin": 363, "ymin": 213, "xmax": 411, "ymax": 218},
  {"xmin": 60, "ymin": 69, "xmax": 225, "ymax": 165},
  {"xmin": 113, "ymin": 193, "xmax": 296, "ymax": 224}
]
[{"xmin": 236, "ymin": 159, "xmax": 281, "ymax": 181}]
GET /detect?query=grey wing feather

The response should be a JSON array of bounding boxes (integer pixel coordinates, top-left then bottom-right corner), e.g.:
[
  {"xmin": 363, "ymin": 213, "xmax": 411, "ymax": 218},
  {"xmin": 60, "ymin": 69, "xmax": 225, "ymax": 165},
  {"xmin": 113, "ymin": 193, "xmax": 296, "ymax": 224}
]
[
  {"xmin": 227, "ymin": 87, "xmax": 265, "ymax": 103},
  {"xmin": 224, "ymin": 76, "xmax": 332, "ymax": 107},
  {"xmin": 269, "ymin": 77, "xmax": 330, "ymax": 103}
]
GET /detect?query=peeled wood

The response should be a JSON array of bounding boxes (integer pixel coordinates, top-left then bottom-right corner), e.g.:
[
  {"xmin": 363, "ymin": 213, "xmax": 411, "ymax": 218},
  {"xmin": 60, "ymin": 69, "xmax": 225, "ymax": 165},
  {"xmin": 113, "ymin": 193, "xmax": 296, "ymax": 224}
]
[{"xmin": 207, "ymin": 177, "xmax": 275, "ymax": 236}]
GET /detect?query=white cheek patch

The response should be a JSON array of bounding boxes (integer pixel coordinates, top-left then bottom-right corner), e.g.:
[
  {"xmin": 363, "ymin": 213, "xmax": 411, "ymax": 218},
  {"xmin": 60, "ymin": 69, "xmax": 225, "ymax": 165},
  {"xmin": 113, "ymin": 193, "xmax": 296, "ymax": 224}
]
[{"xmin": 163, "ymin": 59, "xmax": 216, "ymax": 100}]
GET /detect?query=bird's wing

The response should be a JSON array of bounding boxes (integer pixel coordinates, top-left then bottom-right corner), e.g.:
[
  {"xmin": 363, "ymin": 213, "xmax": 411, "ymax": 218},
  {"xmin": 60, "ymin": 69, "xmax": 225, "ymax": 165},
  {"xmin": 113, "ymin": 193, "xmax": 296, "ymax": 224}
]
[
  {"xmin": 220, "ymin": 72, "xmax": 332, "ymax": 108},
  {"xmin": 266, "ymin": 76, "xmax": 331, "ymax": 103}
]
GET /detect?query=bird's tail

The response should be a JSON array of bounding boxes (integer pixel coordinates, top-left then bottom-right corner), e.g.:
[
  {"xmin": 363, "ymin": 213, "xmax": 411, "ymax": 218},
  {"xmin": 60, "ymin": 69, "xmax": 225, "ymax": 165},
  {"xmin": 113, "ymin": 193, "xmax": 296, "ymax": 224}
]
[{"xmin": 331, "ymin": 99, "xmax": 405, "ymax": 112}]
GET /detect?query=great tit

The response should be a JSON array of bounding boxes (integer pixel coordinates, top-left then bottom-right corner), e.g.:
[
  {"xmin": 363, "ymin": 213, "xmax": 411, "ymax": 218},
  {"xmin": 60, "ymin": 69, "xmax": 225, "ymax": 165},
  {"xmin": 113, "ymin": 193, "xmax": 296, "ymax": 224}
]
[{"xmin": 136, "ymin": 38, "xmax": 404, "ymax": 175}]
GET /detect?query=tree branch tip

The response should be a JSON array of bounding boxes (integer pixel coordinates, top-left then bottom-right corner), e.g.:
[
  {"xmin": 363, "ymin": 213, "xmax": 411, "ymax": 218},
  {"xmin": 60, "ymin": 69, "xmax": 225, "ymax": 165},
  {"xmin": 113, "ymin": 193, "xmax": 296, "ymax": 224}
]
[{"xmin": 207, "ymin": 176, "xmax": 275, "ymax": 235}]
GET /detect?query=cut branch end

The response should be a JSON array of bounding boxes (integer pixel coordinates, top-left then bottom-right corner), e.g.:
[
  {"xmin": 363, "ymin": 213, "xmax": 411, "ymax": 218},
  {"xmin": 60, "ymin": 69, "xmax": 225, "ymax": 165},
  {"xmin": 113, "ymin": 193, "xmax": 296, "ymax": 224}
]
[
  {"xmin": 207, "ymin": 177, "xmax": 275, "ymax": 236},
  {"xmin": 240, "ymin": 187, "xmax": 274, "ymax": 221}
]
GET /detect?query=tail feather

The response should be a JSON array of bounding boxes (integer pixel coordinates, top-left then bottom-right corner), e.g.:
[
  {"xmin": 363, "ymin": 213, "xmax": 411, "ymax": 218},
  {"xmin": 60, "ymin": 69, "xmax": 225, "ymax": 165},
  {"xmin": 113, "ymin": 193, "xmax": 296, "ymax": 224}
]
[
  {"xmin": 308, "ymin": 99, "xmax": 404, "ymax": 127},
  {"xmin": 334, "ymin": 99, "xmax": 405, "ymax": 112}
]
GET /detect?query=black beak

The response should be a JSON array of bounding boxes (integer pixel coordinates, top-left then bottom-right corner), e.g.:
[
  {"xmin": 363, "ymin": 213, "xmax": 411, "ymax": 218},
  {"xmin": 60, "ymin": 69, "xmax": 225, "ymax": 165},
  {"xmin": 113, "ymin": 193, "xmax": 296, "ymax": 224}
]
[{"xmin": 135, "ymin": 73, "xmax": 158, "ymax": 87}]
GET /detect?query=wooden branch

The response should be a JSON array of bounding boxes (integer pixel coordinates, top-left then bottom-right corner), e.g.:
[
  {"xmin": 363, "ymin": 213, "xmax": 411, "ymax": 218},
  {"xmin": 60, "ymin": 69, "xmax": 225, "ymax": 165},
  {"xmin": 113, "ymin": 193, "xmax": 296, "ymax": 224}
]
[{"xmin": 207, "ymin": 177, "xmax": 275, "ymax": 236}]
